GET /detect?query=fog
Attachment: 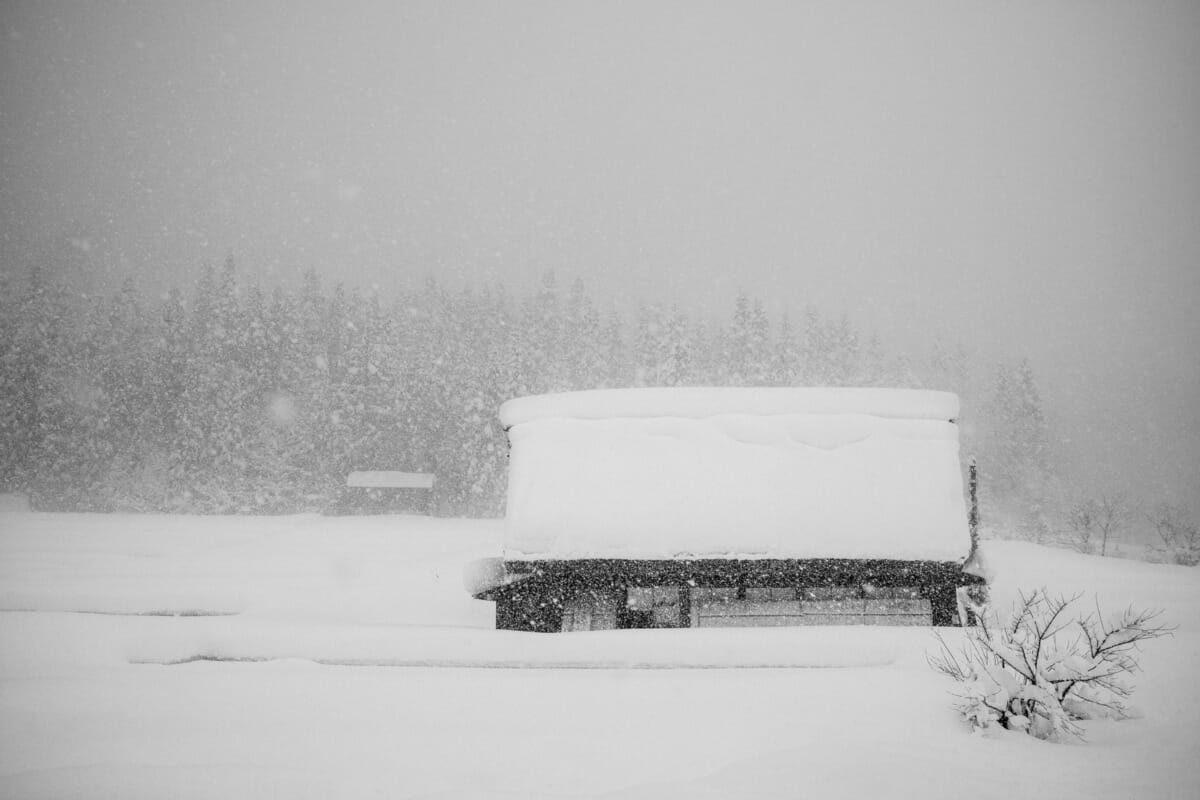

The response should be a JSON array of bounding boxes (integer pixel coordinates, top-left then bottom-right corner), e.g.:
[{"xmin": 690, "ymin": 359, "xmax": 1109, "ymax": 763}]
[{"xmin": 2, "ymin": 0, "xmax": 1198, "ymax": 510}]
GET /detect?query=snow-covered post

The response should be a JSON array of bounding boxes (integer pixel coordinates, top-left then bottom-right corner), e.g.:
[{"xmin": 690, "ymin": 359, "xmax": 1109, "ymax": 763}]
[{"xmin": 968, "ymin": 456, "xmax": 979, "ymax": 555}]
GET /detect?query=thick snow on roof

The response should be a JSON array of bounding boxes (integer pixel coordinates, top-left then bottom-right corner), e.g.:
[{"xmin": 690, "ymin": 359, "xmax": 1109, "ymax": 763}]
[{"xmin": 502, "ymin": 388, "xmax": 971, "ymax": 562}]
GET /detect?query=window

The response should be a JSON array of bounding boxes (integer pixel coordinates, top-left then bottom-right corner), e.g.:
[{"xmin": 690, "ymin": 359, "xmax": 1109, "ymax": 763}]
[{"xmin": 624, "ymin": 586, "xmax": 682, "ymax": 628}]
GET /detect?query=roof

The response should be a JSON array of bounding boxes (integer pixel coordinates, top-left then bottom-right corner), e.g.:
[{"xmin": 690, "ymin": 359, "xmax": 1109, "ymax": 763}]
[{"xmin": 501, "ymin": 387, "xmax": 971, "ymax": 563}]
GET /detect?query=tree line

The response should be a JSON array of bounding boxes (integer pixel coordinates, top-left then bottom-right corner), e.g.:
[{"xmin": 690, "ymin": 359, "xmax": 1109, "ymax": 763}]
[{"xmin": 3, "ymin": 256, "xmax": 1189, "ymax": 562}]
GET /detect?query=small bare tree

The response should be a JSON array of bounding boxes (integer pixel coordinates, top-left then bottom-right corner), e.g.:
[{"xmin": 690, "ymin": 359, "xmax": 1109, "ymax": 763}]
[
  {"xmin": 1067, "ymin": 500, "xmax": 1097, "ymax": 553},
  {"xmin": 1097, "ymin": 492, "xmax": 1136, "ymax": 556},
  {"xmin": 930, "ymin": 590, "xmax": 1172, "ymax": 741},
  {"xmin": 1067, "ymin": 493, "xmax": 1135, "ymax": 556},
  {"xmin": 1147, "ymin": 502, "xmax": 1199, "ymax": 566}
]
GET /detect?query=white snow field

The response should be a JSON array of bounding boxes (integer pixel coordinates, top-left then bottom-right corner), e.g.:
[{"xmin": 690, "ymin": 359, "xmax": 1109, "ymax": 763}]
[{"xmin": 2, "ymin": 512, "xmax": 1198, "ymax": 799}]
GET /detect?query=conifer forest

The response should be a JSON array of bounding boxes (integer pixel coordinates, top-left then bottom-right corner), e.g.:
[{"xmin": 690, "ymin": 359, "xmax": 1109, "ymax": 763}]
[{"xmin": 1, "ymin": 257, "xmax": 1064, "ymax": 525}]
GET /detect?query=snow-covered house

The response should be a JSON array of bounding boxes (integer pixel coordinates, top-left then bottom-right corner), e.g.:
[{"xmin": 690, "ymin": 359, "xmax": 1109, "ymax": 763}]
[{"xmin": 468, "ymin": 387, "xmax": 985, "ymax": 631}]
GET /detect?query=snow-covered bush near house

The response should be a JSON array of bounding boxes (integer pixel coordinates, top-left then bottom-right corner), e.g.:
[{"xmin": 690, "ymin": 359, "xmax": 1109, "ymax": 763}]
[{"xmin": 931, "ymin": 590, "xmax": 1172, "ymax": 740}]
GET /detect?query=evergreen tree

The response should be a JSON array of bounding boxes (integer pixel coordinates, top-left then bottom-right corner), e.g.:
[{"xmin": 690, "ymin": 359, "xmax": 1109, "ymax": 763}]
[
  {"xmin": 601, "ymin": 312, "xmax": 631, "ymax": 388},
  {"xmin": 800, "ymin": 307, "xmax": 827, "ymax": 385},
  {"xmin": 250, "ymin": 284, "xmax": 320, "ymax": 511},
  {"xmin": 982, "ymin": 359, "xmax": 1056, "ymax": 539},
  {"xmin": 929, "ymin": 336, "xmax": 971, "ymax": 396},
  {"xmin": 746, "ymin": 300, "xmax": 772, "ymax": 385},
  {"xmin": 518, "ymin": 270, "xmax": 566, "ymax": 394},
  {"xmin": 857, "ymin": 332, "xmax": 887, "ymax": 386},
  {"xmin": 771, "ymin": 313, "xmax": 800, "ymax": 386},
  {"xmin": 826, "ymin": 315, "xmax": 860, "ymax": 385},
  {"xmin": 0, "ymin": 266, "xmax": 49, "ymax": 493},
  {"xmin": 23, "ymin": 268, "xmax": 111, "ymax": 508},
  {"xmin": 688, "ymin": 317, "xmax": 724, "ymax": 385},
  {"xmin": 91, "ymin": 278, "xmax": 154, "ymax": 506},
  {"xmin": 564, "ymin": 278, "xmax": 605, "ymax": 390},
  {"xmin": 726, "ymin": 292, "xmax": 753, "ymax": 383},
  {"xmin": 634, "ymin": 303, "xmax": 691, "ymax": 386}
]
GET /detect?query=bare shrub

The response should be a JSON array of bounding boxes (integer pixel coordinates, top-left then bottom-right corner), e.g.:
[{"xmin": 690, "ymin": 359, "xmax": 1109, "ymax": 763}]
[
  {"xmin": 1146, "ymin": 503, "xmax": 1199, "ymax": 566},
  {"xmin": 1066, "ymin": 493, "xmax": 1135, "ymax": 556},
  {"xmin": 930, "ymin": 589, "xmax": 1172, "ymax": 741}
]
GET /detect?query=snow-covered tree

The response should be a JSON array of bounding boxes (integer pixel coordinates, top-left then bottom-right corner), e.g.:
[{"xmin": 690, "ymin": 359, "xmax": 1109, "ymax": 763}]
[
  {"xmin": 601, "ymin": 312, "xmax": 631, "ymax": 388},
  {"xmin": 931, "ymin": 590, "xmax": 1172, "ymax": 741},
  {"xmin": 770, "ymin": 313, "xmax": 800, "ymax": 386},
  {"xmin": 725, "ymin": 293, "xmax": 771, "ymax": 385},
  {"xmin": 980, "ymin": 359, "xmax": 1057, "ymax": 539},
  {"xmin": 634, "ymin": 303, "xmax": 691, "ymax": 387},
  {"xmin": 564, "ymin": 278, "xmax": 606, "ymax": 390}
]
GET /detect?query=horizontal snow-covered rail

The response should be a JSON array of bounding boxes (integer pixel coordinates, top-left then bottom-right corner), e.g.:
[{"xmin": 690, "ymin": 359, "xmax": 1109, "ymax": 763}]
[
  {"xmin": 1, "ymin": 608, "xmax": 240, "ymax": 617},
  {"xmin": 132, "ymin": 655, "xmax": 898, "ymax": 670}
]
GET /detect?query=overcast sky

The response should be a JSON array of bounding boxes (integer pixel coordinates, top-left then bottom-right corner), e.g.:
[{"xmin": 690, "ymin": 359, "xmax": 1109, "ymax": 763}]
[{"xmin": 2, "ymin": 1, "xmax": 1198, "ymax": 509}]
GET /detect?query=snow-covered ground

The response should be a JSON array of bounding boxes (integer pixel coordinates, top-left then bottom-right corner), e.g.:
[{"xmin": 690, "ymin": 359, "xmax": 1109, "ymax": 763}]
[{"xmin": 1, "ymin": 512, "xmax": 1197, "ymax": 799}]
